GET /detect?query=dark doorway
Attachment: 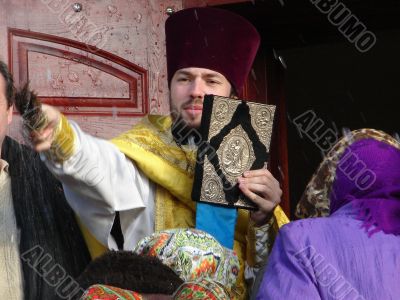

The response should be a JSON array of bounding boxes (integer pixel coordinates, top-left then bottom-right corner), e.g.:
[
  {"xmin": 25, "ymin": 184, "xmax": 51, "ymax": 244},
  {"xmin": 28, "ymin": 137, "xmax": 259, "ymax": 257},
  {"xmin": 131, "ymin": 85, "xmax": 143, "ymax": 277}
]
[{"xmin": 220, "ymin": 0, "xmax": 400, "ymax": 216}]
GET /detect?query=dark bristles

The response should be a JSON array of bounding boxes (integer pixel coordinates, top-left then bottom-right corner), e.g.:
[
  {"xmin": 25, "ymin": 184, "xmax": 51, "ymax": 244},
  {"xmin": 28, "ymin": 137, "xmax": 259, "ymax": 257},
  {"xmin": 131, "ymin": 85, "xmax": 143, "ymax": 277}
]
[
  {"xmin": 15, "ymin": 83, "xmax": 46, "ymax": 130},
  {"xmin": 75, "ymin": 250, "xmax": 184, "ymax": 298}
]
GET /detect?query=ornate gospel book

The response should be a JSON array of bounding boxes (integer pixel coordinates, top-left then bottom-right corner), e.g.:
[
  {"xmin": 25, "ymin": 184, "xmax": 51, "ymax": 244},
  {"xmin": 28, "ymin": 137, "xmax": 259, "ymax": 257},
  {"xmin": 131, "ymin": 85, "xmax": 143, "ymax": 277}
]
[{"xmin": 192, "ymin": 95, "xmax": 276, "ymax": 210}]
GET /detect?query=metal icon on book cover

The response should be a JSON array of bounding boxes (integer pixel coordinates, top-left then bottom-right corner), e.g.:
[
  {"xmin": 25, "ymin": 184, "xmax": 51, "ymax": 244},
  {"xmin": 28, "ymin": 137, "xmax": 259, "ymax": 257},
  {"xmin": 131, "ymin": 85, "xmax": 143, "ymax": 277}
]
[
  {"xmin": 192, "ymin": 95, "xmax": 276, "ymax": 210},
  {"xmin": 221, "ymin": 127, "xmax": 254, "ymax": 177}
]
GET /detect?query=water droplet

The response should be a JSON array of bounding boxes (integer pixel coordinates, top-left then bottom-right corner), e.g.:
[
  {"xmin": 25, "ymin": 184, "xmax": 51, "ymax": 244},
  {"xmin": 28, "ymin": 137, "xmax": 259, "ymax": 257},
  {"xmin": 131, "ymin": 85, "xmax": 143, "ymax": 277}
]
[
  {"xmin": 359, "ymin": 112, "xmax": 367, "ymax": 123},
  {"xmin": 50, "ymin": 74, "xmax": 64, "ymax": 89},
  {"xmin": 251, "ymin": 69, "xmax": 257, "ymax": 81},
  {"xmin": 136, "ymin": 13, "xmax": 142, "ymax": 23},
  {"xmin": 68, "ymin": 72, "xmax": 79, "ymax": 82},
  {"xmin": 278, "ymin": 165, "xmax": 285, "ymax": 180},
  {"xmin": 107, "ymin": 5, "xmax": 117, "ymax": 14},
  {"xmin": 394, "ymin": 132, "xmax": 400, "ymax": 142},
  {"xmin": 93, "ymin": 79, "xmax": 102, "ymax": 87},
  {"xmin": 278, "ymin": 56, "xmax": 287, "ymax": 69},
  {"xmin": 342, "ymin": 127, "xmax": 351, "ymax": 137},
  {"xmin": 124, "ymin": 34, "xmax": 129, "ymax": 40}
]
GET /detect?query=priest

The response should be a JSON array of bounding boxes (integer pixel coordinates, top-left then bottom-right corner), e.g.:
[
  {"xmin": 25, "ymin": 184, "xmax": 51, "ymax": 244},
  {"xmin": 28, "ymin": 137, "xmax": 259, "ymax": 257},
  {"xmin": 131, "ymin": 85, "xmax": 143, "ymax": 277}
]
[{"xmin": 29, "ymin": 7, "xmax": 288, "ymax": 298}]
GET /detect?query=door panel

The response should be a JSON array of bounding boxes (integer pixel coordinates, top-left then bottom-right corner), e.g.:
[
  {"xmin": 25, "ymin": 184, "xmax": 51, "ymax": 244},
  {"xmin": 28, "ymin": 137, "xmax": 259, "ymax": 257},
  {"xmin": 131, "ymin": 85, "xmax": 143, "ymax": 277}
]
[
  {"xmin": 27, "ymin": 53, "xmax": 131, "ymax": 99},
  {"xmin": 1, "ymin": 0, "xmax": 182, "ymax": 140},
  {"xmin": 9, "ymin": 29, "xmax": 147, "ymax": 116}
]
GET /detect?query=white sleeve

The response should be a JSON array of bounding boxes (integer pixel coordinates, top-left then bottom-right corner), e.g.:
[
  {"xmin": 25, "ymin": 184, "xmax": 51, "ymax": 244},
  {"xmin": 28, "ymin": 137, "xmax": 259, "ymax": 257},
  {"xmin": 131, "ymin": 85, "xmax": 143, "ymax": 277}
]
[{"xmin": 42, "ymin": 121, "xmax": 154, "ymax": 249}]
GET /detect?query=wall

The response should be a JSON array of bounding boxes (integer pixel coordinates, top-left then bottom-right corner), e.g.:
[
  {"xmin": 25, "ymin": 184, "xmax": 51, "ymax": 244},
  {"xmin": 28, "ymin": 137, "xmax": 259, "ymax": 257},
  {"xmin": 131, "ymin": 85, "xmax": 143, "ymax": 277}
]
[{"xmin": 0, "ymin": 0, "xmax": 182, "ymax": 139}]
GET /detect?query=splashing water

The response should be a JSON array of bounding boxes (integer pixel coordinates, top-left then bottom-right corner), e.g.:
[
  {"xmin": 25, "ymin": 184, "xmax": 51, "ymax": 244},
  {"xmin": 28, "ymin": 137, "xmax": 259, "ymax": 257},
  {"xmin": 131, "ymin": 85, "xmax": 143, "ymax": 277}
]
[
  {"xmin": 394, "ymin": 132, "xmax": 400, "ymax": 143},
  {"xmin": 112, "ymin": 106, "xmax": 118, "ymax": 119}
]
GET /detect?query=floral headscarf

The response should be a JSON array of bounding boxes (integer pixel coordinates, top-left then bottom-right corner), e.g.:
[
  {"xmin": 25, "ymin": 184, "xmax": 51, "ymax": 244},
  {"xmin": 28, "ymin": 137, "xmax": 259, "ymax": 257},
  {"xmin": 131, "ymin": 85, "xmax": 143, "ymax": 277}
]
[{"xmin": 133, "ymin": 228, "xmax": 239, "ymax": 297}]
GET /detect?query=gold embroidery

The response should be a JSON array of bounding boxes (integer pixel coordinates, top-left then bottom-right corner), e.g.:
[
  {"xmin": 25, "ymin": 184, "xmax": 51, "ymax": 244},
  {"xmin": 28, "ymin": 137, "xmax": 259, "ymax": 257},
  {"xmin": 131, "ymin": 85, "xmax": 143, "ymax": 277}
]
[{"xmin": 48, "ymin": 114, "xmax": 75, "ymax": 163}]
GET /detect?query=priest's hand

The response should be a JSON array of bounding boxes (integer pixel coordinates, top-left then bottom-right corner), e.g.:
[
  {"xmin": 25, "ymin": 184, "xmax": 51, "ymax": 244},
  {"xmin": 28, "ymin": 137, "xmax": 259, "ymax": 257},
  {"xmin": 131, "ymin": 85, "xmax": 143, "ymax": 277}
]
[
  {"xmin": 238, "ymin": 169, "xmax": 282, "ymax": 226},
  {"xmin": 29, "ymin": 104, "xmax": 61, "ymax": 152}
]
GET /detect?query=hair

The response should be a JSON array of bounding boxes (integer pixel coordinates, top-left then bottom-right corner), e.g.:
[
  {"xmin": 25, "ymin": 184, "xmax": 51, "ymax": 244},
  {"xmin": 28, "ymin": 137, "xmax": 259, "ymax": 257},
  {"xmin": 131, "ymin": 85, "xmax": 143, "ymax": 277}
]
[
  {"xmin": 230, "ymin": 86, "xmax": 238, "ymax": 98},
  {"xmin": 75, "ymin": 251, "xmax": 184, "ymax": 298},
  {"xmin": 0, "ymin": 60, "xmax": 15, "ymax": 107}
]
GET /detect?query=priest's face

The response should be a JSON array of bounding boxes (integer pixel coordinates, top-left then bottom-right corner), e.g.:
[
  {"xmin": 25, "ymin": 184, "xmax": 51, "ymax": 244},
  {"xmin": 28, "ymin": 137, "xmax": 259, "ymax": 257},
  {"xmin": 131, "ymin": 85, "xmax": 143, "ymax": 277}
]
[
  {"xmin": 169, "ymin": 67, "xmax": 231, "ymax": 129},
  {"xmin": 0, "ymin": 73, "xmax": 13, "ymax": 153}
]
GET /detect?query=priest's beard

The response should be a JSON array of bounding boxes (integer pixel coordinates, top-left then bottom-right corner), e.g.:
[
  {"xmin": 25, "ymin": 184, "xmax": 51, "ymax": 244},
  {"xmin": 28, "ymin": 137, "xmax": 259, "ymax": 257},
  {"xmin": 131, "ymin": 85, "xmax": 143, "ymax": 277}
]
[
  {"xmin": 171, "ymin": 115, "xmax": 201, "ymax": 148},
  {"xmin": 170, "ymin": 96, "xmax": 202, "ymax": 148}
]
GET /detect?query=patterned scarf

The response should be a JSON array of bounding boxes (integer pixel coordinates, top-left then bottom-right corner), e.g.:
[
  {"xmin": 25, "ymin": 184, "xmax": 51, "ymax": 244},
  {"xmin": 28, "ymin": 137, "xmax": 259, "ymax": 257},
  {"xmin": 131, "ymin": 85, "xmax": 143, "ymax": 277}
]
[{"xmin": 296, "ymin": 128, "xmax": 400, "ymax": 219}]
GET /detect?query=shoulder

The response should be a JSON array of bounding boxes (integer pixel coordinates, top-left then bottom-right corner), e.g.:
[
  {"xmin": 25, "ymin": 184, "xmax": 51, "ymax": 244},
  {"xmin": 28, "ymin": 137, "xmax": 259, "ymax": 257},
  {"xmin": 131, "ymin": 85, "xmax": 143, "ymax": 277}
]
[
  {"xmin": 2, "ymin": 136, "xmax": 37, "ymax": 165},
  {"xmin": 279, "ymin": 217, "xmax": 326, "ymax": 235},
  {"xmin": 2, "ymin": 136, "xmax": 22, "ymax": 155},
  {"xmin": 3, "ymin": 136, "xmax": 60, "ymax": 183},
  {"xmin": 276, "ymin": 217, "xmax": 340, "ymax": 246}
]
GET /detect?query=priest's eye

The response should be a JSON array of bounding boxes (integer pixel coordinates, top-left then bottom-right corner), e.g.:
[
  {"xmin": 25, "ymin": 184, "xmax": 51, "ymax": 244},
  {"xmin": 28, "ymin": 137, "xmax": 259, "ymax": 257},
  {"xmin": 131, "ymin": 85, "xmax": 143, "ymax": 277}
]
[
  {"xmin": 207, "ymin": 79, "xmax": 220, "ymax": 85},
  {"xmin": 177, "ymin": 77, "xmax": 190, "ymax": 82}
]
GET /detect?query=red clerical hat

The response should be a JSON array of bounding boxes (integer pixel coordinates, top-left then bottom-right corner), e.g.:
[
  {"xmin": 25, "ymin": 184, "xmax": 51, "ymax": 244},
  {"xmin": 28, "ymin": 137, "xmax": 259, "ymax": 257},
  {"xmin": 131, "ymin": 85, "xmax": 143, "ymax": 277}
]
[{"xmin": 165, "ymin": 7, "xmax": 260, "ymax": 94}]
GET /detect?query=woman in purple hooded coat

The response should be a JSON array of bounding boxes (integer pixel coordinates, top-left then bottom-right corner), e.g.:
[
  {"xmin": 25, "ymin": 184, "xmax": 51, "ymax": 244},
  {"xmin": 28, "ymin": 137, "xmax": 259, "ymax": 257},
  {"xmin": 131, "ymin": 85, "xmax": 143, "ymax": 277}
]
[{"xmin": 257, "ymin": 130, "xmax": 400, "ymax": 300}]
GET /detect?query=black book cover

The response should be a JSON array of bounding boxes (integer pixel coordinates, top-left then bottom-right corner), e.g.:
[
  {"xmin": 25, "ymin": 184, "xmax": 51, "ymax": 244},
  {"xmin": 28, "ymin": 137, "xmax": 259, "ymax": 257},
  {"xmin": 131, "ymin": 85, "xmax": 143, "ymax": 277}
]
[{"xmin": 192, "ymin": 95, "xmax": 276, "ymax": 210}]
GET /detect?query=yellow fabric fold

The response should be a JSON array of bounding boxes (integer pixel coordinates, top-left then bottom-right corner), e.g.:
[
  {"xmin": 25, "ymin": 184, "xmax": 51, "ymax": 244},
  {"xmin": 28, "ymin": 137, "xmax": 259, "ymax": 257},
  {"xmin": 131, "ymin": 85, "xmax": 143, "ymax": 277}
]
[
  {"xmin": 76, "ymin": 217, "xmax": 107, "ymax": 259},
  {"xmin": 111, "ymin": 115, "xmax": 195, "ymax": 204},
  {"xmin": 273, "ymin": 205, "xmax": 290, "ymax": 230}
]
